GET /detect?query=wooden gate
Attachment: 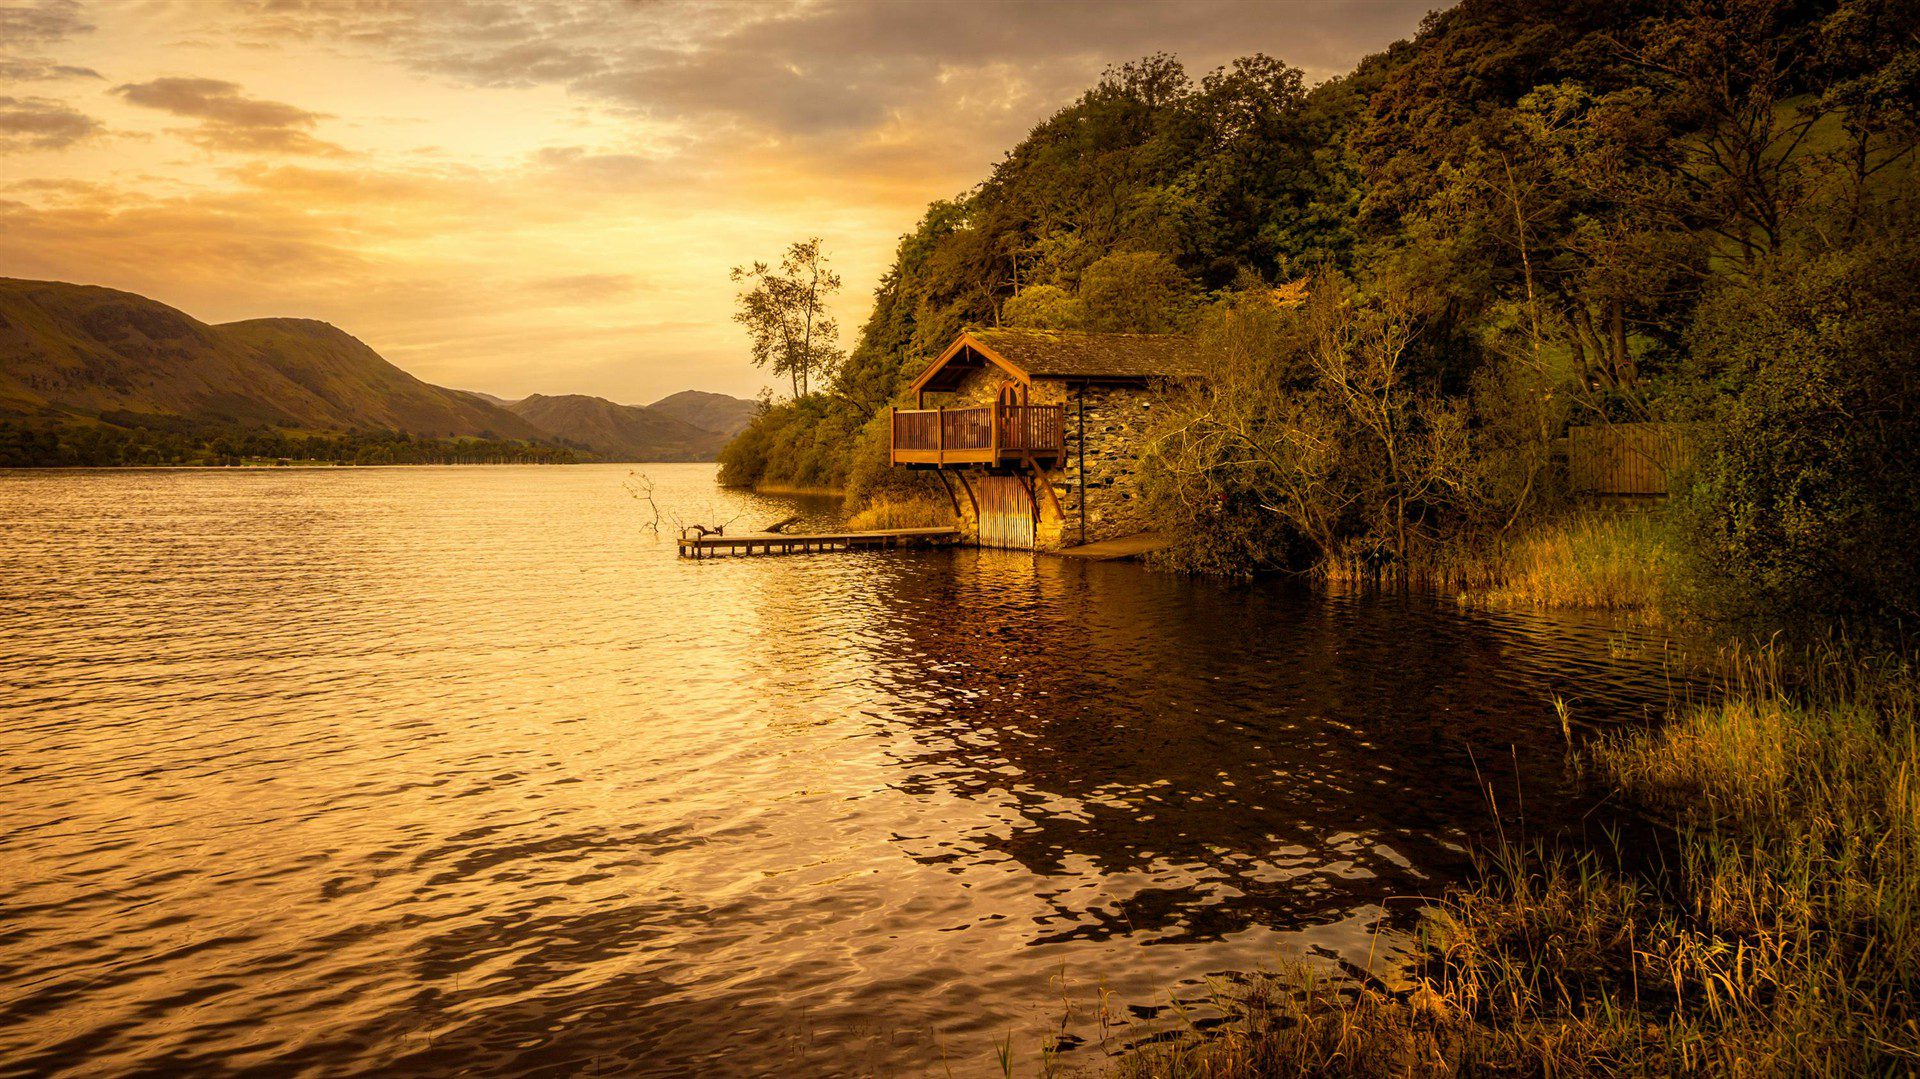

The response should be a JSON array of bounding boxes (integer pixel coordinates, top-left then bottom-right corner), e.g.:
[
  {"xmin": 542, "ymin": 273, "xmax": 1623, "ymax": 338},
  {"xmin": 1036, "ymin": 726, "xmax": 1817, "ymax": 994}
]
[{"xmin": 974, "ymin": 475, "xmax": 1036, "ymax": 549}]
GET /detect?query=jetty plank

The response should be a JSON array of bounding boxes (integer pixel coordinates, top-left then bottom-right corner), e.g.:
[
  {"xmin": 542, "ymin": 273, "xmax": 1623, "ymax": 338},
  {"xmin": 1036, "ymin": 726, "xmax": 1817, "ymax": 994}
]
[{"xmin": 678, "ymin": 526, "xmax": 961, "ymax": 559}]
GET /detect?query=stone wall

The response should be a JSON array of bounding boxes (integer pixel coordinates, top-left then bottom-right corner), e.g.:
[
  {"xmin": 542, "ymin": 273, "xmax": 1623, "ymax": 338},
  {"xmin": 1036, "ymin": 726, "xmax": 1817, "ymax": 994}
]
[
  {"xmin": 946, "ymin": 363, "xmax": 1016, "ymax": 407},
  {"xmin": 1055, "ymin": 382, "xmax": 1161, "ymax": 547}
]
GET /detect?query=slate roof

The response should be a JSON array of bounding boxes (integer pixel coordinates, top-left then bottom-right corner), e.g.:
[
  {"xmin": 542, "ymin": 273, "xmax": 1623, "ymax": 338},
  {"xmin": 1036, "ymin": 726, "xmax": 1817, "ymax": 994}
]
[{"xmin": 966, "ymin": 329, "xmax": 1204, "ymax": 380}]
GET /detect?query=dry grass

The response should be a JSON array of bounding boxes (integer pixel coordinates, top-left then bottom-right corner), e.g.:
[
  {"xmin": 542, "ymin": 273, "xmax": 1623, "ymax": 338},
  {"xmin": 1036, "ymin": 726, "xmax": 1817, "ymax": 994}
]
[
  {"xmin": 1116, "ymin": 652, "xmax": 1920, "ymax": 1077},
  {"xmin": 1315, "ymin": 512, "xmax": 1671, "ymax": 613},
  {"xmin": 843, "ymin": 494, "xmax": 955, "ymax": 531},
  {"xmin": 1460, "ymin": 512, "xmax": 1671, "ymax": 611}
]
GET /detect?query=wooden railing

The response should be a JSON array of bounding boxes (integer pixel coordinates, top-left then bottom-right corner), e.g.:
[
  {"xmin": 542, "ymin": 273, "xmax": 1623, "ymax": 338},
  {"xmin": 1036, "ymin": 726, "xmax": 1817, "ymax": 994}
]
[
  {"xmin": 890, "ymin": 403, "xmax": 1066, "ymax": 463},
  {"xmin": 997, "ymin": 404, "xmax": 1064, "ymax": 453}
]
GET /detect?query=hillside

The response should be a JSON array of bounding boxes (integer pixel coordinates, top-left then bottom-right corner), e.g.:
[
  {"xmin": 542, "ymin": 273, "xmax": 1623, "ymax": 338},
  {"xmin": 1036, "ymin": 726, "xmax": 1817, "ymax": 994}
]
[
  {"xmin": 505, "ymin": 393, "xmax": 728, "ymax": 461},
  {"xmin": 0, "ymin": 279, "xmax": 546, "ymax": 440},
  {"xmin": 647, "ymin": 390, "xmax": 757, "ymax": 439}
]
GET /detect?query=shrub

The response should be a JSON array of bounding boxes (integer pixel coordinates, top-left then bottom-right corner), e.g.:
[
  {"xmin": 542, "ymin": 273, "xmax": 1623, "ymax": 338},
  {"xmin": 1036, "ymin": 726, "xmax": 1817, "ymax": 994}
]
[{"xmin": 1675, "ymin": 237, "xmax": 1920, "ymax": 638}]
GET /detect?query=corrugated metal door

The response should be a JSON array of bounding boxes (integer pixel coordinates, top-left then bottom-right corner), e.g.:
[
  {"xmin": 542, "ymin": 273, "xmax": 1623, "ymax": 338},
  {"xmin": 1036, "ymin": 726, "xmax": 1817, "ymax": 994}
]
[{"xmin": 974, "ymin": 475, "xmax": 1035, "ymax": 549}]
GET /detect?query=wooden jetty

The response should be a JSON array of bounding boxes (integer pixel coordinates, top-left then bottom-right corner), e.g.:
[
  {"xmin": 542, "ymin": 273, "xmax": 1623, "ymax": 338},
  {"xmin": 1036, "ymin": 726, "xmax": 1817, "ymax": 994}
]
[{"xmin": 678, "ymin": 526, "xmax": 962, "ymax": 559}]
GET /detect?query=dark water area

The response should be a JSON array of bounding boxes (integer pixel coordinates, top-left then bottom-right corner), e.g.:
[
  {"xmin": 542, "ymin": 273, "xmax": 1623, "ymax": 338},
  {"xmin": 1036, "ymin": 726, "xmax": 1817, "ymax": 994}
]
[{"xmin": 0, "ymin": 464, "xmax": 1691, "ymax": 1077}]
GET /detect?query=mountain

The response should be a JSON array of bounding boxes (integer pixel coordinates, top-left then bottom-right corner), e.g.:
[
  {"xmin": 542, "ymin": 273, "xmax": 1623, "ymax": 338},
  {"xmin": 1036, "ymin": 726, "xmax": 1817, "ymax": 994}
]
[
  {"xmin": 505, "ymin": 393, "xmax": 727, "ymax": 462},
  {"xmin": 0, "ymin": 279, "xmax": 547, "ymax": 440},
  {"xmin": 458, "ymin": 389, "xmax": 520, "ymax": 410},
  {"xmin": 647, "ymin": 390, "xmax": 758, "ymax": 440}
]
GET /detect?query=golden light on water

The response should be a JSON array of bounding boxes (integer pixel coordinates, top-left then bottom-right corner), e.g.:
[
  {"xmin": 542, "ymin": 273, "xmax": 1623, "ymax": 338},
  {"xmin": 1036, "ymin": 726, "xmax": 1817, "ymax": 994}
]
[{"xmin": 0, "ymin": 463, "xmax": 1689, "ymax": 1073}]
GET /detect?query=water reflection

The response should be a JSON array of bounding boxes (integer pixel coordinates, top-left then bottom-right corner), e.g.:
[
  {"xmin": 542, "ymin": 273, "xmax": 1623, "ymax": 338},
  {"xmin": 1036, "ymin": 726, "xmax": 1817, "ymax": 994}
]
[
  {"xmin": 0, "ymin": 464, "xmax": 1684, "ymax": 1077},
  {"xmin": 849, "ymin": 554, "xmax": 1675, "ymax": 950}
]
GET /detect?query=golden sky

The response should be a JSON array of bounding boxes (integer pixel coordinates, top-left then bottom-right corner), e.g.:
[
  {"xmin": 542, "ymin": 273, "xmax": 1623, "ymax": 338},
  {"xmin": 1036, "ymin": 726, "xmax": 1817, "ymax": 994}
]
[{"xmin": 0, "ymin": 0, "xmax": 1432, "ymax": 404}]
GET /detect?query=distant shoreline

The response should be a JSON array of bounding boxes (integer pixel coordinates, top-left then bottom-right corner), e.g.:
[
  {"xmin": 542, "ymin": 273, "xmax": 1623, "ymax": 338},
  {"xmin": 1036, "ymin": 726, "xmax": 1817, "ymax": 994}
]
[{"xmin": 0, "ymin": 460, "xmax": 727, "ymax": 472}]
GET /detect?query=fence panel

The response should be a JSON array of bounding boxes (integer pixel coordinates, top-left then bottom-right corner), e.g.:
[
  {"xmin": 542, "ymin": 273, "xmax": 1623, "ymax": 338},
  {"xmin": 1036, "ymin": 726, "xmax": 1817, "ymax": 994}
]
[{"xmin": 1566, "ymin": 423, "xmax": 1693, "ymax": 497}]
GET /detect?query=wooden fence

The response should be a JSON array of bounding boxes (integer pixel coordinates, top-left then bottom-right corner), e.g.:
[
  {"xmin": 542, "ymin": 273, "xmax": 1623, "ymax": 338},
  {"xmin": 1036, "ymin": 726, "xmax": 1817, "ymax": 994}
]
[{"xmin": 1564, "ymin": 423, "xmax": 1694, "ymax": 497}]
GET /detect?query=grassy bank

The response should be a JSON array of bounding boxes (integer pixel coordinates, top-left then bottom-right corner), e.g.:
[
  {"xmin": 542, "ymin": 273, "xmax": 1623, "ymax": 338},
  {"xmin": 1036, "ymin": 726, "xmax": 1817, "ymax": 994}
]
[
  {"xmin": 1117, "ymin": 655, "xmax": 1920, "ymax": 1076},
  {"xmin": 1309, "ymin": 510, "xmax": 1673, "ymax": 613},
  {"xmin": 1456, "ymin": 512, "xmax": 1671, "ymax": 612}
]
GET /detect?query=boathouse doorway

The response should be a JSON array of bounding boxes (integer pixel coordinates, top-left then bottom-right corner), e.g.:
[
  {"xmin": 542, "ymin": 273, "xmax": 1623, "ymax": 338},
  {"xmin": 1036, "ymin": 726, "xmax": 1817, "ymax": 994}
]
[{"xmin": 974, "ymin": 475, "xmax": 1035, "ymax": 549}]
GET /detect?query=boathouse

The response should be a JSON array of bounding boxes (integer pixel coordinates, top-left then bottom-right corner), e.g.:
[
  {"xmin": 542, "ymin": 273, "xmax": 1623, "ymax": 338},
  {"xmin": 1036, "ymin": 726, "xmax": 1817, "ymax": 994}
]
[{"xmin": 889, "ymin": 328, "xmax": 1202, "ymax": 551}]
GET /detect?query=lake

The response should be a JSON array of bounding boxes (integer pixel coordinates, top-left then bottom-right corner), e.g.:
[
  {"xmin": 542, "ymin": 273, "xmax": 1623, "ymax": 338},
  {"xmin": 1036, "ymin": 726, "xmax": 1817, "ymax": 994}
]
[{"xmin": 0, "ymin": 463, "xmax": 1687, "ymax": 1076}]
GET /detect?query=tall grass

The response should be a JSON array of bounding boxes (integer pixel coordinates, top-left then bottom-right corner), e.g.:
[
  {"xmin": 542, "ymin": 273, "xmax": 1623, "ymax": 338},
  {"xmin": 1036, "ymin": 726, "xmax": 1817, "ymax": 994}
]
[
  {"xmin": 1116, "ymin": 652, "xmax": 1920, "ymax": 1077},
  {"xmin": 1315, "ymin": 511, "xmax": 1672, "ymax": 612},
  {"xmin": 843, "ymin": 494, "xmax": 954, "ymax": 531},
  {"xmin": 1460, "ymin": 511, "xmax": 1671, "ymax": 611}
]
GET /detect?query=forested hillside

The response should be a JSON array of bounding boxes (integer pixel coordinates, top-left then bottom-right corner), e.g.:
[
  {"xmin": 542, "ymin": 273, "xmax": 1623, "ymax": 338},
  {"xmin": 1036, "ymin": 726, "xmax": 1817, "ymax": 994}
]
[
  {"xmin": 721, "ymin": 0, "xmax": 1919, "ymax": 635},
  {"xmin": 0, "ymin": 281, "xmax": 549, "ymax": 439}
]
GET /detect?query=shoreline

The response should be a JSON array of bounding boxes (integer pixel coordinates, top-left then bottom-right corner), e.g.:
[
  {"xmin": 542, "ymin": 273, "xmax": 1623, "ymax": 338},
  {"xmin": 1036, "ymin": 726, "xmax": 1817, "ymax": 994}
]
[{"xmin": 749, "ymin": 481, "xmax": 846, "ymax": 498}]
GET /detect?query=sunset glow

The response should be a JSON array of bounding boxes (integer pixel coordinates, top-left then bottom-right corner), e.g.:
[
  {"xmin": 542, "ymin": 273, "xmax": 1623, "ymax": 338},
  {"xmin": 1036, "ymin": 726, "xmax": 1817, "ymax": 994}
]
[{"xmin": 0, "ymin": 0, "xmax": 1431, "ymax": 403}]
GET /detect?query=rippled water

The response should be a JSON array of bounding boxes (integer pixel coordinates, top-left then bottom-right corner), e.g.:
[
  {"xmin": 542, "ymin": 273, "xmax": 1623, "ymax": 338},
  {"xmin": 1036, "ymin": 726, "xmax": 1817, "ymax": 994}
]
[{"xmin": 0, "ymin": 464, "xmax": 1687, "ymax": 1077}]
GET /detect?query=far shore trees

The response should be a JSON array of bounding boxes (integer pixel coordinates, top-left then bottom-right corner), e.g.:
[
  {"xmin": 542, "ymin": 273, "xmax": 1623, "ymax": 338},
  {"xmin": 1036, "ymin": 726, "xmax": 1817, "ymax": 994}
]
[{"xmin": 731, "ymin": 238, "xmax": 843, "ymax": 400}]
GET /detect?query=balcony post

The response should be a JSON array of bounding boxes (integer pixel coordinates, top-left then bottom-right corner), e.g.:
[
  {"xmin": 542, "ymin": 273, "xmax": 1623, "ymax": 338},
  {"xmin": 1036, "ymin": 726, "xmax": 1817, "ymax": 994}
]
[
  {"xmin": 888, "ymin": 406, "xmax": 896, "ymax": 465},
  {"xmin": 936, "ymin": 404, "xmax": 945, "ymax": 466},
  {"xmin": 991, "ymin": 401, "xmax": 1001, "ymax": 460}
]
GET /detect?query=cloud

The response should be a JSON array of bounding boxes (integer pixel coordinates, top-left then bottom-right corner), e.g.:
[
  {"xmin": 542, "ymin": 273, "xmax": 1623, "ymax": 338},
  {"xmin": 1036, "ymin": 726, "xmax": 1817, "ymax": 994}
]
[
  {"xmin": 0, "ymin": 0, "xmax": 1441, "ymax": 405},
  {"xmin": 1, "ymin": 0, "xmax": 98, "ymax": 89},
  {"xmin": 0, "ymin": 0, "xmax": 91, "ymax": 47},
  {"xmin": 532, "ymin": 144, "xmax": 676, "ymax": 189},
  {"xmin": 0, "ymin": 57, "xmax": 101, "ymax": 81},
  {"xmin": 226, "ymin": 0, "xmax": 1439, "ymax": 141},
  {"xmin": 111, "ymin": 76, "xmax": 350, "ymax": 156},
  {"xmin": 526, "ymin": 272, "xmax": 643, "ymax": 301},
  {"xmin": 0, "ymin": 94, "xmax": 100, "ymax": 150}
]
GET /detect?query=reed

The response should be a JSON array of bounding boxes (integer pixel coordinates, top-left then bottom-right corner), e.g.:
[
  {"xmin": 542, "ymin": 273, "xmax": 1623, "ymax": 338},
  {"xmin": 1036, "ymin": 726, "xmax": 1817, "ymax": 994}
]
[
  {"xmin": 1315, "ymin": 512, "xmax": 1672, "ymax": 613},
  {"xmin": 1115, "ymin": 650, "xmax": 1920, "ymax": 1077},
  {"xmin": 843, "ymin": 495, "xmax": 955, "ymax": 531},
  {"xmin": 1459, "ymin": 511, "xmax": 1671, "ymax": 611}
]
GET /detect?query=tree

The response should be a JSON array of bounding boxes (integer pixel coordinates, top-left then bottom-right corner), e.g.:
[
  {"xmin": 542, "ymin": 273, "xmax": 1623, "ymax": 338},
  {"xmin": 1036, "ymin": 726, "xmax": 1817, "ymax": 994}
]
[
  {"xmin": 1000, "ymin": 284, "xmax": 1082, "ymax": 329},
  {"xmin": 1676, "ymin": 232, "xmax": 1920, "ymax": 636},
  {"xmin": 1141, "ymin": 275, "xmax": 1474, "ymax": 574},
  {"xmin": 731, "ymin": 238, "xmax": 844, "ymax": 398},
  {"xmin": 1077, "ymin": 251, "xmax": 1201, "ymax": 332}
]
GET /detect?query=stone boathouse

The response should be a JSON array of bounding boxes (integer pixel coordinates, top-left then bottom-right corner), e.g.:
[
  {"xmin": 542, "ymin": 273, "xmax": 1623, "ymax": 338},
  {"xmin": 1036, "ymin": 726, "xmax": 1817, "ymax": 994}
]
[{"xmin": 888, "ymin": 328, "xmax": 1202, "ymax": 551}]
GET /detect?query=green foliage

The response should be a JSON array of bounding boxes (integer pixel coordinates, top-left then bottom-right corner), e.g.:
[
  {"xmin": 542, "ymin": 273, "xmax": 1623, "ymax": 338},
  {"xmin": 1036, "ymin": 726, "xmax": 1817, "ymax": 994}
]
[
  {"xmin": 718, "ymin": 0, "xmax": 1920, "ymax": 644},
  {"xmin": 715, "ymin": 394, "xmax": 862, "ymax": 490},
  {"xmin": 731, "ymin": 237, "xmax": 844, "ymax": 399},
  {"xmin": 1000, "ymin": 284, "xmax": 1081, "ymax": 329},
  {"xmin": 1675, "ymin": 234, "xmax": 1920, "ymax": 636},
  {"xmin": 1076, "ymin": 251, "xmax": 1201, "ymax": 332},
  {"xmin": 1143, "ymin": 276, "xmax": 1499, "ymax": 576}
]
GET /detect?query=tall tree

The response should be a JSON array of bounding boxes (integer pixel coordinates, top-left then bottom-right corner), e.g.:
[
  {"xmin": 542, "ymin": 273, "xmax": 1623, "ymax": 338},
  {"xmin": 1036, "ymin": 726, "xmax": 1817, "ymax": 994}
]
[{"xmin": 731, "ymin": 238, "xmax": 843, "ymax": 398}]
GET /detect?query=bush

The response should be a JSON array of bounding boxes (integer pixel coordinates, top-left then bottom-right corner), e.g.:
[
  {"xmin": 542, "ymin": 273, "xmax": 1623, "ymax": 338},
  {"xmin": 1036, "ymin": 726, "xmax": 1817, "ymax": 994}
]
[{"xmin": 1675, "ymin": 237, "xmax": 1920, "ymax": 638}]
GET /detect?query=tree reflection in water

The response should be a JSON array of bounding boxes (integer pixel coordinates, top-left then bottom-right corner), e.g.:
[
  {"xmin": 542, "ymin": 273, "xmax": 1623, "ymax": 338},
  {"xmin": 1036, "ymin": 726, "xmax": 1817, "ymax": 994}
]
[{"xmin": 840, "ymin": 551, "xmax": 1679, "ymax": 947}]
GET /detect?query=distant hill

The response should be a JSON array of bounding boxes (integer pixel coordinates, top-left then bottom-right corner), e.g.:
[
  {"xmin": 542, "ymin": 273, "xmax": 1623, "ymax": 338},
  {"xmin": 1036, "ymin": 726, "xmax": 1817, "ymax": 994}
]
[
  {"xmin": 0, "ymin": 279, "xmax": 547, "ymax": 440},
  {"xmin": 647, "ymin": 390, "xmax": 758, "ymax": 440},
  {"xmin": 0, "ymin": 279, "xmax": 755, "ymax": 462},
  {"xmin": 505, "ymin": 393, "xmax": 728, "ymax": 462}
]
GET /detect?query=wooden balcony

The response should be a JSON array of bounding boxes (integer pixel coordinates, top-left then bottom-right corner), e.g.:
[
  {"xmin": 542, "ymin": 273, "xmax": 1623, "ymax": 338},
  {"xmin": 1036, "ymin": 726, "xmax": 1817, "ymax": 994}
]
[{"xmin": 889, "ymin": 404, "xmax": 1065, "ymax": 466}]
